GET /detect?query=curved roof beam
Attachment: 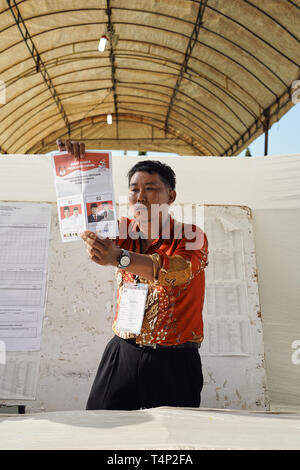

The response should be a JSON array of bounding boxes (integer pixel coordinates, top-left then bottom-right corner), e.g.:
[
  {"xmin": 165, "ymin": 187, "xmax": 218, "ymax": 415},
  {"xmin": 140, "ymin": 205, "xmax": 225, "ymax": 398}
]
[
  {"xmin": 2, "ymin": 50, "xmax": 249, "ymax": 137},
  {"xmin": 24, "ymin": 112, "xmax": 208, "ymax": 156},
  {"xmin": 242, "ymin": 0, "xmax": 300, "ymax": 43},
  {"xmin": 10, "ymin": 97, "xmax": 221, "ymax": 156},
  {"xmin": 223, "ymin": 68, "xmax": 300, "ymax": 156},
  {"xmin": 116, "ymin": 93, "xmax": 231, "ymax": 147},
  {"xmin": 164, "ymin": 0, "xmax": 208, "ymax": 130},
  {"xmin": 1, "ymin": 4, "xmax": 297, "ymax": 75},
  {"xmin": 1, "ymin": 48, "xmax": 260, "ymax": 131},
  {"xmin": 1, "ymin": 76, "xmax": 242, "ymax": 145},
  {"xmin": 1, "ymin": 2, "xmax": 298, "ymax": 155},
  {"xmin": 2, "ymin": 62, "xmax": 253, "ymax": 132},
  {"xmin": 115, "ymin": 106, "xmax": 221, "ymax": 154},
  {"xmin": 6, "ymin": 0, "xmax": 70, "ymax": 133},
  {"xmin": 0, "ymin": 37, "xmax": 267, "ymax": 114},
  {"xmin": 0, "ymin": 19, "xmax": 280, "ymax": 100},
  {"xmin": 206, "ymin": 4, "xmax": 299, "ymax": 67},
  {"xmin": 1, "ymin": 1, "xmax": 299, "ymax": 47},
  {"xmin": 105, "ymin": 0, "xmax": 118, "ymax": 130}
]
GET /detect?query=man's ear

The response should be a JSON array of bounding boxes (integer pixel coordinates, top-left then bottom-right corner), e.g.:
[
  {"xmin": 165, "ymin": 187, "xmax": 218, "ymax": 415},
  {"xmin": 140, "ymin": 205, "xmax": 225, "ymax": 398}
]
[{"xmin": 168, "ymin": 190, "xmax": 176, "ymax": 205}]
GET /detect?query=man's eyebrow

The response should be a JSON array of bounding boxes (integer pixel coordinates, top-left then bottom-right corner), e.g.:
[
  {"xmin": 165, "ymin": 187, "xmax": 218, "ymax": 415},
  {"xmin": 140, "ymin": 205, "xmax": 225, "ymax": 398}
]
[{"xmin": 129, "ymin": 181, "xmax": 158, "ymax": 186}]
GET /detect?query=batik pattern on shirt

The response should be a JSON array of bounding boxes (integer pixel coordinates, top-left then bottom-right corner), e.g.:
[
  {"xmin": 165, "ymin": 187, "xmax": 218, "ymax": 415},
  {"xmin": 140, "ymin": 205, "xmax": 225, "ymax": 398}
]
[{"xmin": 112, "ymin": 217, "xmax": 208, "ymax": 345}]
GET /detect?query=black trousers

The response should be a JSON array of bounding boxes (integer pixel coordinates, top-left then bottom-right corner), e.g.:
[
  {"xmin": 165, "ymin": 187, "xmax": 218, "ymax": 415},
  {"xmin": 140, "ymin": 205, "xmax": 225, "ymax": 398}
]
[{"xmin": 86, "ymin": 335, "xmax": 204, "ymax": 410}]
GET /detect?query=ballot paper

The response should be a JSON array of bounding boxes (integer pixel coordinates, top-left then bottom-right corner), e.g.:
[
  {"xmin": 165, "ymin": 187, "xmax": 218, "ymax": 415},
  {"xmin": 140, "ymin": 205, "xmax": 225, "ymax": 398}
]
[
  {"xmin": 51, "ymin": 150, "xmax": 118, "ymax": 242},
  {"xmin": 0, "ymin": 203, "xmax": 51, "ymax": 351}
]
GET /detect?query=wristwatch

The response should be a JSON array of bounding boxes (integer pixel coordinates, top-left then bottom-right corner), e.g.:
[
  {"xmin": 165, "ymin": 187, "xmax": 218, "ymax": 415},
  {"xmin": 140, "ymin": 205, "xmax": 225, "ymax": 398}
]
[{"xmin": 117, "ymin": 249, "xmax": 132, "ymax": 269}]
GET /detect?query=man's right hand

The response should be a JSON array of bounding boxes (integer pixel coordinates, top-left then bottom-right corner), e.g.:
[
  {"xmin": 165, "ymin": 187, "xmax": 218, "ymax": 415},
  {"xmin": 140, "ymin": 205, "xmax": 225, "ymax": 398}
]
[{"xmin": 56, "ymin": 139, "xmax": 86, "ymax": 160}]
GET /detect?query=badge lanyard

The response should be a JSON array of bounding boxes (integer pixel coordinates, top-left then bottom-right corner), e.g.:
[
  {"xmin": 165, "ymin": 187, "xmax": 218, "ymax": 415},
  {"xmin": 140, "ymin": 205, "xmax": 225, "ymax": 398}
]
[
  {"xmin": 133, "ymin": 235, "xmax": 163, "ymax": 284},
  {"xmin": 116, "ymin": 234, "xmax": 164, "ymax": 335},
  {"xmin": 133, "ymin": 237, "xmax": 143, "ymax": 285}
]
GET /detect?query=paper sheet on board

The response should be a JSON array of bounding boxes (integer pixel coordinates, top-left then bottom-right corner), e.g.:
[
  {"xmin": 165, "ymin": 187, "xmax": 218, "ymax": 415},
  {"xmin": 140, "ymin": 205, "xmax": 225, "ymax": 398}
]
[{"xmin": 0, "ymin": 203, "xmax": 51, "ymax": 351}]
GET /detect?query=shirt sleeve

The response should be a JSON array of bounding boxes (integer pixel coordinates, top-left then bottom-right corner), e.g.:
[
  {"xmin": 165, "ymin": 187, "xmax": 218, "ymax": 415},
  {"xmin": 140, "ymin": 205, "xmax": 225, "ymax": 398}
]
[{"xmin": 156, "ymin": 226, "xmax": 209, "ymax": 287}]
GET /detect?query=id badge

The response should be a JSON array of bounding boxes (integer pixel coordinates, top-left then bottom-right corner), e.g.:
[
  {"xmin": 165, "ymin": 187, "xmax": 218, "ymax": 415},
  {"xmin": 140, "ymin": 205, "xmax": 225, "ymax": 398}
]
[{"xmin": 116, "ymin": 283, "xmax": 149, "ymax": 335}]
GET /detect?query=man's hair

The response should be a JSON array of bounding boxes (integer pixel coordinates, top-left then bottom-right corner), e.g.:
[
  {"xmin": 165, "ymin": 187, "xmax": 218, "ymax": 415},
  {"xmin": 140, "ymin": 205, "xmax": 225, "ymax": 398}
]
[
  {"xmin": 73, "ymin": 207, "xmax": 78, "ymax": 210},
  {"xmin": 127, "ymin": 160, "xmax": 176, "ymax": 190},
  {"xmin": 91, "ymin": 203, "xmax": 97, "ymax": 208},
  {"xmin": 63, "ymin": 206, "xmax": 69, "ymax": 211}
]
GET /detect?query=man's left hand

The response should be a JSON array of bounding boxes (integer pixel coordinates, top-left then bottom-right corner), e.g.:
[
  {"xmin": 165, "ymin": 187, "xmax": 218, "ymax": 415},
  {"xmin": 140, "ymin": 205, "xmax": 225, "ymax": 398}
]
[{"xmin": 81, "ymin": 231, "xmax": 121, "ymax": 267}]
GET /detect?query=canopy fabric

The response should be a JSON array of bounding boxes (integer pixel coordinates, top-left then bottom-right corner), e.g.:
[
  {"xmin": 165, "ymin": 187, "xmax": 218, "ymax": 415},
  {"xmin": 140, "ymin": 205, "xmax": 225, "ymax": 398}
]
[{"xmin": 0, "ymin": 0, "xmax": 299, "ymax": 156}]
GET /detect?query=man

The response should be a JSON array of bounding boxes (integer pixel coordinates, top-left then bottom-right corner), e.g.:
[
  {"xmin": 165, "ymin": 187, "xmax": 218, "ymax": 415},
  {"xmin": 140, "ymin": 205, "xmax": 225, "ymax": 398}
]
[
  {"xmin": 61, "ymin": 206, "xmax": 72, "ymax": 231},
  {"xmin": 57, "ymin": 139, "xmax": 209, "ymax": 411},
  {"xmin": 63, "ymin": 206, "xmax": 70, "ymax": 218},
  {"xmin": 70, "ymin": 206, "xmax": 83, "ymax": 228},
  {"xmin": 88, "ymin": 203, "xmax": 101, "ymax": 223}
]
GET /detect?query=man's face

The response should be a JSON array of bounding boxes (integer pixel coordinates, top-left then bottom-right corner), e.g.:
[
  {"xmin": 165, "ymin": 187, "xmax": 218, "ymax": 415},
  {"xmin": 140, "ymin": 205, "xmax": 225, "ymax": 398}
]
[
  {"xmin": 128, "ymin": 171, "xmax": 176, "ymax": 224},
  {"xmin": 64, "ymin": 209, "xmax": 70, "ymax": 218},
  {"xmin": 91, "ymin": 206, "xmax": 97, "ymax": 215},
  {"xmin": 73, "ymin": 209, "xmax": 79, "ymax": 217}
]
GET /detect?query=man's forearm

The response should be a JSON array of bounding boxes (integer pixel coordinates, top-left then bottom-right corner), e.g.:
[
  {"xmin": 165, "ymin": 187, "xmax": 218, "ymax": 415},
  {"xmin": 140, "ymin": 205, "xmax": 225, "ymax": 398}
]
[{"xmin": 82, "ymin": 231, "xmax": 154, "ymax": 281}]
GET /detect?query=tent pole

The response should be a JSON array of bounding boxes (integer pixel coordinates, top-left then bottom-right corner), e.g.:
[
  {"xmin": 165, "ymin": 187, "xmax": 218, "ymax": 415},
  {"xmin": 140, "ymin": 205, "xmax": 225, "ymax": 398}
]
[
  {"xmin": 264, "ymin": 127, "xmax": 269, "ymax": 156},
  {"xmin": 264, "ymin": 108, "xmax": 270, "ymax": 156}
]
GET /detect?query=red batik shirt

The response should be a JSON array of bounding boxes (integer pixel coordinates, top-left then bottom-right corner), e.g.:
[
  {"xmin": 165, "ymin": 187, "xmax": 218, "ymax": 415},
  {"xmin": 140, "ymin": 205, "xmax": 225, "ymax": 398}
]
[{"xmin": 112, "ymin": 216, "xmax": 209, "ymax": 346}]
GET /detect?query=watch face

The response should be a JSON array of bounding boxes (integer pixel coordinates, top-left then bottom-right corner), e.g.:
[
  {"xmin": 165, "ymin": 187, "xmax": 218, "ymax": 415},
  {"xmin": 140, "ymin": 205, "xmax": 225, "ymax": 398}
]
[{"xmin": 120, "ymin": 255, "xmax": 131, "ymax": 267}]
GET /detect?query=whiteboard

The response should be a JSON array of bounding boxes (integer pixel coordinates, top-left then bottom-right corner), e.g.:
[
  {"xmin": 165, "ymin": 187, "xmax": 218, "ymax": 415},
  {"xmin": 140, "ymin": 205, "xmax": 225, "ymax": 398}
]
[
  {"xmin": 200, "ymin": 205, "xmax": 269, "ymax": 410},
  {"xmin": 0, "ymin": 202, "xmax": 51, "ymax": 400},
  {"xmin": 0, "ymin": 204, "xmax": 269, "ymax": 411}
]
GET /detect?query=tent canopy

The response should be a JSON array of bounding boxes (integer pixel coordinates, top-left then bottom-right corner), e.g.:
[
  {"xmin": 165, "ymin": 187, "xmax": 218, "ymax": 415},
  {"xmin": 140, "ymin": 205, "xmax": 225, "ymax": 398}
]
[{"xmin": 0, "ymin": 0, "xmax": 299, "ymax": 155}]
